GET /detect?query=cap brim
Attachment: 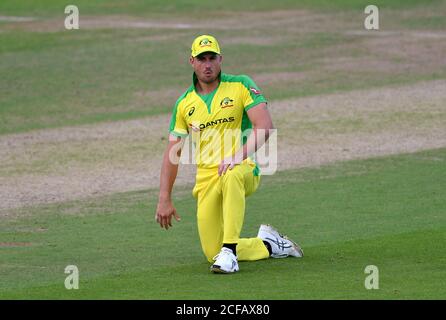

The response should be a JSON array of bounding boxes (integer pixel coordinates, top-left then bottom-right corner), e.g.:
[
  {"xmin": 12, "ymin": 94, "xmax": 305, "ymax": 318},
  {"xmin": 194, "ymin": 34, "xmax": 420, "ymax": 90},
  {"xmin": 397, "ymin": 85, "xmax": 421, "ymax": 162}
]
[{"xmin": 192, "ymin": 49, "xmax": 220, "ymax": 58}]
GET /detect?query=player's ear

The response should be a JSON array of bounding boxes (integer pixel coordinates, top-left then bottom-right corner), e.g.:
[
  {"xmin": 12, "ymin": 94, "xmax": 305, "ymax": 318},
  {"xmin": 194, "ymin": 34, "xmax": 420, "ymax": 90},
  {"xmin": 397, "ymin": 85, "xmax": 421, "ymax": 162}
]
[{"xmin": 189, "ymin": 56, "xmax": 194, "ymax": 66}]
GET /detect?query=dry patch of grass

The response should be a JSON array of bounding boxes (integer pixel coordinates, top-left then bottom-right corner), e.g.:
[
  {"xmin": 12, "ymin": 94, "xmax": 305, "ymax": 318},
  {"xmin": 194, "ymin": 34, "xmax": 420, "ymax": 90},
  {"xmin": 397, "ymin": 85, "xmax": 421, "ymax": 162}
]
[
  {"xmin": 1, "ymin": 80, "xmax": 445, "ymax": 212},
  {"xmin": 272, "ymin": 80, "xmax": 446, "ymax": 170}
]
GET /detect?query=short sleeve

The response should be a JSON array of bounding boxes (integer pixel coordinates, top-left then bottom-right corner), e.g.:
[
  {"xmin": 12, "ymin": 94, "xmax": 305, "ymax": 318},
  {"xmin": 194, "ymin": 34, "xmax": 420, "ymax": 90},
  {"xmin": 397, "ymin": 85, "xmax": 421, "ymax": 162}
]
[
  {"xmin": 169, "ymin": 100, "xmax": 189, "ymax": 137},
  {"xmin": 241, "ymin": 75, "xmax": 267, "ymax": 111}
]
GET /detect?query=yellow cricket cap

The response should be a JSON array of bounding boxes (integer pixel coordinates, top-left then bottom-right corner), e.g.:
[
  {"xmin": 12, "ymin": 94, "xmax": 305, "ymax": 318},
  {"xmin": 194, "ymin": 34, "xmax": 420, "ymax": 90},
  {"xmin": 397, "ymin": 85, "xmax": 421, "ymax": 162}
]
[{"xmin": 191, "ymin": 35, "xmax": 221, "ymax": 57}]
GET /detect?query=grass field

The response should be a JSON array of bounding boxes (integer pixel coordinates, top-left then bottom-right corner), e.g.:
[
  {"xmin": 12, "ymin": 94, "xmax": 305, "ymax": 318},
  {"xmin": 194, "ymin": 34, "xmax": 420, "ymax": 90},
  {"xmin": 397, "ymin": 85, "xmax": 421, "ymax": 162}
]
[
  {"xmin": 1, "ymin": 0, "xmax": 445, "ymax": 300},
  {"xmin": 1, "ymin": 148, "xmax": 445, "ymax": 299},
  {"xmin": 1, "ymin": 0, "xmax": 445, "ymax": 134}
]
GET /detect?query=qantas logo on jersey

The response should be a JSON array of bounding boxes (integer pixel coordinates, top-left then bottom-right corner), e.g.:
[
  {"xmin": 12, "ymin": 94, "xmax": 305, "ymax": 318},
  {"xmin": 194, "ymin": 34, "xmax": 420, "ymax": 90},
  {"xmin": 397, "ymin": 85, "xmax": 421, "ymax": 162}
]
[{"xmin": 189, "ymin": 117, "xmax": 235, "ymax": 131}]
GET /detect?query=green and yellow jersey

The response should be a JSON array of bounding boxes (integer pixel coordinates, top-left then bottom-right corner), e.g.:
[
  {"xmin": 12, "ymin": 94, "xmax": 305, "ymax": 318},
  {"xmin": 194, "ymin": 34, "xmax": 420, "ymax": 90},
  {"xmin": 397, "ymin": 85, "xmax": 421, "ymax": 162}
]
[{"xmin": 169, "ymin": 72, "xmax": 267, "ymax": 170}]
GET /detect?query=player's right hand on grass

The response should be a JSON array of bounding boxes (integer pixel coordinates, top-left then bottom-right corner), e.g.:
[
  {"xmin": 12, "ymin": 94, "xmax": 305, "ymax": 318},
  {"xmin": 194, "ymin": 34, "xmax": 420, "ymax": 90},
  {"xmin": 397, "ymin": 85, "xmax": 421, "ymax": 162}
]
[{"xmin": 155, "ymin": 199, "xmax": 181, "ymax": 230}]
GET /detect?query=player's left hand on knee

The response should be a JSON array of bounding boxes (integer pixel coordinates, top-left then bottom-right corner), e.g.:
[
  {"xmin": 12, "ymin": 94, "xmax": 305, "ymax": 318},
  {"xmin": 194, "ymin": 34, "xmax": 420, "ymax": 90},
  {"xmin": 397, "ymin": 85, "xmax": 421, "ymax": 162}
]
[{"xmin": 218, "ymin": 155, "xmax": 242, "ymax": 176}]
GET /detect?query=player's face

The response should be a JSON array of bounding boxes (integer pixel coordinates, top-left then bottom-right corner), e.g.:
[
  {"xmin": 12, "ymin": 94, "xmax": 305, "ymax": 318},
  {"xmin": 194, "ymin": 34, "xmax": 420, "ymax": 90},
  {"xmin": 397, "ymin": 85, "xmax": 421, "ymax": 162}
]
[{"xmin": 190, "ymin": 53, "xmax": 222, "ymax": 84}]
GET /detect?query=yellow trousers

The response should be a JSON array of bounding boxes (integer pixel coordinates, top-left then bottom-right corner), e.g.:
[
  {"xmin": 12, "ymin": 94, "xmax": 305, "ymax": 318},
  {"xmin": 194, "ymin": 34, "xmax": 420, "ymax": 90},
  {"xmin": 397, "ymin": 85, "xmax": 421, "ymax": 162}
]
[{"xmin": 192, "ymin": 160, "xmax": 270, "ymax": 263}]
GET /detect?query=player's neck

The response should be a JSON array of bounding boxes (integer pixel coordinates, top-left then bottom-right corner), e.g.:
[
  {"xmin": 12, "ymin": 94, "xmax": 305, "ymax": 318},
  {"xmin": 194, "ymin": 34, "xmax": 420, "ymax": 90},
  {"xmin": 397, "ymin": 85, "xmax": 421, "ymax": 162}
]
[{"xmin": 195, "ymin": 79, "xmax": 219, "ymax": 95}]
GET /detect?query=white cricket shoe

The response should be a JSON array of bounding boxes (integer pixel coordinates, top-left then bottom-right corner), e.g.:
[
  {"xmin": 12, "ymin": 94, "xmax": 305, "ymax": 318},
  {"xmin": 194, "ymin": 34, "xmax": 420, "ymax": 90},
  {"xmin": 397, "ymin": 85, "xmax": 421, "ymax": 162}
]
[
  {"xmin": 257, "ymin": 224, "xmax": 304, "ymax": 258},
  {"xmin": 210, "ymin": 247, "xmax": 239, "ymax": 274}
]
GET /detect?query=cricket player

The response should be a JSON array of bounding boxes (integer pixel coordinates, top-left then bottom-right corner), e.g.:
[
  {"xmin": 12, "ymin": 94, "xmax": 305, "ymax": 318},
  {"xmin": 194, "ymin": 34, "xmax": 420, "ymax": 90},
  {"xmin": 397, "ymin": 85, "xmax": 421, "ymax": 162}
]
[{"xmin": 155, "ymin": 35, "xmax": 303, "ymax": 273}]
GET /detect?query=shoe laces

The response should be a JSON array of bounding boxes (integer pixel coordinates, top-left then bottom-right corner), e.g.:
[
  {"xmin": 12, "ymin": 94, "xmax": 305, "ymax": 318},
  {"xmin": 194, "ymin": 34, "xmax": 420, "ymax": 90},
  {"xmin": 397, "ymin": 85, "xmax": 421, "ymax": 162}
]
[
  {"xmin": 212, "ymin": 248, "xmax": 234, "ymax": 261},
  {"xmin": 265, "ymin": 224, "xmax": 286, "ymax": 238}
]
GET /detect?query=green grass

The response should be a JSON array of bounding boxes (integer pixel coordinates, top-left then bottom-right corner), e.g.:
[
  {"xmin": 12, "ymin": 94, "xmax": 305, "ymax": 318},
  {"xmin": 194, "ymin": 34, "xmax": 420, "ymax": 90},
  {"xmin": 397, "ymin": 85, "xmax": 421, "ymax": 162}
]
[
  {"xmin": 1, "ymin": 148, "xmax": 445, "ymax": 299},
  {"xmin": 0, "ymin": 29, "xmax": 190, "ymax": 134},
  {"xmin": 1, "ymin": 0, "xmax": 444, "ymax": 301},
  {"xmin": 1, "ymin": 27, "xmax": 445, "ymax": 134},
  {"xmin": 0, "ymin": 0, "xmax": 442, "ymax": 16},
  {"xmin": 1, "ymin": 1, "xmax": 446, "ymax": 134}
]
